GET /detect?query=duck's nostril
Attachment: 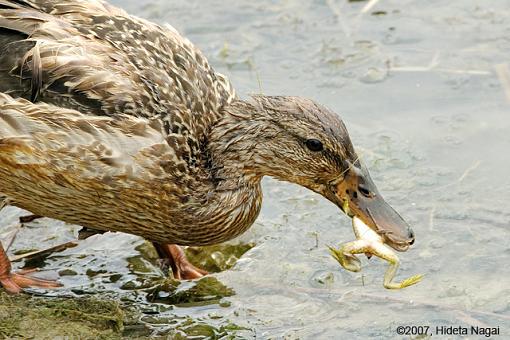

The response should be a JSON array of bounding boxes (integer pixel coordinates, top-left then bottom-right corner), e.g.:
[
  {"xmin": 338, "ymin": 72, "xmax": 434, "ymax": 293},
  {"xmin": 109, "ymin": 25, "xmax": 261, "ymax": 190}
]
[{"xmin": 408, "ymin": 228, "xmax": 415, "ymax": 244}]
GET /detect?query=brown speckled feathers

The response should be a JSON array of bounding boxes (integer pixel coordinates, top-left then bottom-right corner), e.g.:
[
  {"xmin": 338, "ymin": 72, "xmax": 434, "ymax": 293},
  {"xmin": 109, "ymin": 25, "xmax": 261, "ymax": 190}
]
[
  {"xmin": 0, "ymin": 0, "xmax": 360, "ymax": 246},
  {"xmin": 0, "ymin": 0, "xmax": 257, "ymax": 245},
  {"xmin": 0, "ymin": 0, "xmax": 235, "ymax": 131}
]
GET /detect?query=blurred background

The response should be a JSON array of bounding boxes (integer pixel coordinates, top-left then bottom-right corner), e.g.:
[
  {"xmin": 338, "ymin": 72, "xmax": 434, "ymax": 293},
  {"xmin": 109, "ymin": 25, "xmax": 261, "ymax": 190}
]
[{"xmin": 1, "ymin": 0, "xmax": 509, "ymax": 338}]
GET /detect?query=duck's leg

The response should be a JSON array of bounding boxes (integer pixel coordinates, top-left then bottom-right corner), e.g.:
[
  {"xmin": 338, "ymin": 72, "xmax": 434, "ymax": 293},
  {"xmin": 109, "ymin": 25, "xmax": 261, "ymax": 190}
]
[
  {"xmin": 0, "ymin": 242, "xmax": 62, "ymax": 294},
  {"xmin": 153, "ymin": 243, "xmax": 208, "ymax": 280},
  {"xmin": 76, "ymin": 227, "xmax": 206, "ymax": 280},
  {"xmin": 0, "ymin": 198, "xmax": 61, "ymax": 294}
]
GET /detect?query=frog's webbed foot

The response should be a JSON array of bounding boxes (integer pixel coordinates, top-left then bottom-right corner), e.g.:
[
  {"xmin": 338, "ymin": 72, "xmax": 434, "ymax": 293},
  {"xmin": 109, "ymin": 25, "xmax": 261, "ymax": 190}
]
[
  {"xmin": 328, "ymin": 246, "xmax": 361, "ymax": 272},
  {"xmin": 401, "ymin": 274, "xmax": 424, "ymax": 288},
  {"xmin": 384, "ymin": 273, "xmax": 424, "ymax": 289},
  {"xmin": 382, "ymin": 259, "xmax": 424, "ymax": 289}
]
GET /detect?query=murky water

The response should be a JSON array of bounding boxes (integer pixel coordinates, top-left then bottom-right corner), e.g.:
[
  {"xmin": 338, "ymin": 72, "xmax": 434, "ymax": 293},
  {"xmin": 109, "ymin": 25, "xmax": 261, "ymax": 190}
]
[{"xmin": 1, "ymin": 0, "xmax": 509, "ymax": 338}]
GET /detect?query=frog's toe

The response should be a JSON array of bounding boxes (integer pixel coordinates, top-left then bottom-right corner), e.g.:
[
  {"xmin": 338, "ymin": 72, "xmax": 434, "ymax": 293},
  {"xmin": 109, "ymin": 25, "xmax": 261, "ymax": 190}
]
[
  {"xmin": 327, "ymin": 246, "xmax": 343, "ymax": 263},
  {"xmin": 399, "ymin": 274, "xmax": 424, "ymax": 288},
  {"xmin": 328, "ymin": 246, "xmax": 361, "ymax": 272},
  {"xmin": 342, "ymin": 254, "xmax": 361, "ymax": 272}
]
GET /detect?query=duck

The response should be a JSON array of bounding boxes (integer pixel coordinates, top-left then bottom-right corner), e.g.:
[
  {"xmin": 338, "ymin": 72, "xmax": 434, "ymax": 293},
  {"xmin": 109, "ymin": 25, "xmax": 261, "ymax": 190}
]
[{"xmin": 0, "ymin": 0, "xmax": 415, "ymax": 294}]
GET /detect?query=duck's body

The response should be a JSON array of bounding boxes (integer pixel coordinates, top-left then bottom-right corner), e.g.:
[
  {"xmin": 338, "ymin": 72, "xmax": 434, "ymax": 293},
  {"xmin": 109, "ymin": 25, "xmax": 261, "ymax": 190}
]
[
  {"xmin": 0, "ymin": 94, "xmax": 262, "ymax": 245},
  {"xmin": 0, "ymin": 0, "xmax": 260, "ymax": 245},
  {"xmin": 0, "ymin": 0, "xmax": 416, "ymax": 294}
]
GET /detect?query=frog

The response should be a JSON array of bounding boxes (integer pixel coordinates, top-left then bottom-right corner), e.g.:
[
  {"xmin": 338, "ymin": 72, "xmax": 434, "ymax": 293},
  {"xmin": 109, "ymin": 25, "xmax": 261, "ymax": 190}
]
[{"xmin": 329, "ymin": 216, "xmax": 424, "ymax": 289}]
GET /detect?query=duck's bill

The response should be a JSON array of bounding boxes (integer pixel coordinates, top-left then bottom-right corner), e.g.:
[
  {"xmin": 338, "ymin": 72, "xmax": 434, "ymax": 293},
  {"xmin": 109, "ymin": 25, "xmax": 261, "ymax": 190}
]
[{"xmin": 328, "ymin": 161, "xmax": 415, "ymax": 252}]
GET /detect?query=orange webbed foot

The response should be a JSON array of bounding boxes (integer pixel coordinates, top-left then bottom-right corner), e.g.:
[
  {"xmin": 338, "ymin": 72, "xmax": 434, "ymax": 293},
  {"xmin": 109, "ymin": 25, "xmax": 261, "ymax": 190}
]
[
  {"xmin": 173, "ymin": 258, "xmax": 208, "ymax": 280},
  {"xmin": 1, "ymin": 244, "xmax": 61, "ymax": 294},
  {"xmin": 153, "ymin": 243, "xmax": 208, "ymax": 280},
  {"xmin": 0, "ymin": 269, "xmax": 62, "ymax": 294}
]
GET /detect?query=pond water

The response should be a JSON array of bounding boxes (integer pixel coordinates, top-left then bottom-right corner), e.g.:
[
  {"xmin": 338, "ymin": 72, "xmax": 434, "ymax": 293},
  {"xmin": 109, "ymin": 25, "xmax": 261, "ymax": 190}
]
[{"xmin": 1, "ymin": 0, "xmax": 509, "ymax": 338}]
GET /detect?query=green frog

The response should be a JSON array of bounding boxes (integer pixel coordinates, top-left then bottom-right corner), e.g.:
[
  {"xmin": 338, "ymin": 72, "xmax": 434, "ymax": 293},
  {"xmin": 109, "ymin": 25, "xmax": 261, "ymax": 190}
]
[{"xmin": 329, "ymin": 216, "xmax": 423, "ymax": 289}]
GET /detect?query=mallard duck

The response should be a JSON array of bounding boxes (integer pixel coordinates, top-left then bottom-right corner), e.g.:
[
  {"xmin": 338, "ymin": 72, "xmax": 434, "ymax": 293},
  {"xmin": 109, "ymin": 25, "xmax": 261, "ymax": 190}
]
[{"xmin": 0, "ymin": 0, "xmax": 415, "ymax": 294}]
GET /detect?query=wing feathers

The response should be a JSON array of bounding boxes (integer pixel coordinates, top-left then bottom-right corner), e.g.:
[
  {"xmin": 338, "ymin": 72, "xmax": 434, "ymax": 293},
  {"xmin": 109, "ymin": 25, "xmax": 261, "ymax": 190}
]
[{"xmin": 0, "ymin": 92, "xmax": 173, "ymax": 181}]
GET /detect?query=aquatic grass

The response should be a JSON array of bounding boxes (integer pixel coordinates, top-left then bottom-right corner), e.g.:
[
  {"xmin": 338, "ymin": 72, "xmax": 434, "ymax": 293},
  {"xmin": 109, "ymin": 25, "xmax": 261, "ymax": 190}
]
[
  {"xmin": 0, "ymin": 291, "xmax": 126, "ymax": 339},
  {"xmin": 10, "ymin": 241, "xmax": 78, "ymax": 262}
]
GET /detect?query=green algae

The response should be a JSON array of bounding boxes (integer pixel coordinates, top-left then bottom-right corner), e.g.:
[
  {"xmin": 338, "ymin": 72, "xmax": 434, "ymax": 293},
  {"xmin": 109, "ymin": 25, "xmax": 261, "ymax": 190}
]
[
  {"xmin": 166, "ymin": 320, "xmax": 251, "ymax": 340},
  {"xmin": 0, "ymin": 291, "xmax": 127, "ymax": 339},
  {"xmin": 147, "ymin": 276, "xmax": 235, "ymax": 306},
  {"xmin": 0, "ymin": 291, "xmax": 248, "ymax": 339},
  {"xmin": 0, "ymin": 241, "xmax": 255, "ymax": 338},
  {"xmin": 135, "ymin": 241, "xmax": 255, "ymax": 275},
  {"xmin": 184, "ymin": 243, "xmax": 255, "ymax": 273}
]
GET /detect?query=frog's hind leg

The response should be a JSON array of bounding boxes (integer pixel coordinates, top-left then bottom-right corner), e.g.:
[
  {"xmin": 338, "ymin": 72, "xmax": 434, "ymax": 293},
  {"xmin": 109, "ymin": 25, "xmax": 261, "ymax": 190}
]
[
  {"xmin": 328, "ymin": 239, "xmax": 369, "ymax": 272},
  {"xmin": 383, "ymin": 258, "xmax": 424, "ymax": 289},
  {"xmin": 378, "ymin": 248, "xmax": 423, "ymax": 289}
]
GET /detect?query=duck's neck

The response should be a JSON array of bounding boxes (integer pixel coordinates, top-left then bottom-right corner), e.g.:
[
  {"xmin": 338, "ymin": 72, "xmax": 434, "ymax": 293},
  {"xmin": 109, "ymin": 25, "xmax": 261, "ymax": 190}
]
[
  {"xmin": 208, "ymin": 99, "xmax": 268, "ymax": 183},
  {"xmin": 178, "ymin": 99, "xmax": 268, "ymax": 245}
]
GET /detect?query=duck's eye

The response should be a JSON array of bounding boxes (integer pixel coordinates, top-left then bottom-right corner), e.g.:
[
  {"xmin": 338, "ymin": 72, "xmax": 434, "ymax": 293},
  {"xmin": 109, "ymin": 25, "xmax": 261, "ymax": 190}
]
[{"xmin": 305, "ymin": 139, "xmax": 323, "ymax": 152}]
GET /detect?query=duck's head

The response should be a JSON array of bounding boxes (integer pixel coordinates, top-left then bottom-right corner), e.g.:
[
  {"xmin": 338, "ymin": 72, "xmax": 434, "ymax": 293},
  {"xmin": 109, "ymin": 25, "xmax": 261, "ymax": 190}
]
[{"xmin": 214, "ymin": 95, "xmax": 414, "ymax": 251}]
